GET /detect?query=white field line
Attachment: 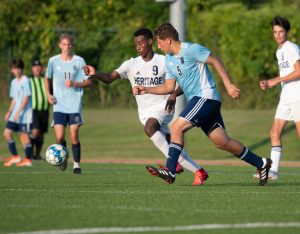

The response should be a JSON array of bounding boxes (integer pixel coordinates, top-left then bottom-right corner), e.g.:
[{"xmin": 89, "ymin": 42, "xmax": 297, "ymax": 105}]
[
  {"xmin": 7, "ymin": 222, "xmax": 300, "ymax": 234},
  {"xmin": 2, "ymin": 188, "xmax": 300, "ymax": 194}
]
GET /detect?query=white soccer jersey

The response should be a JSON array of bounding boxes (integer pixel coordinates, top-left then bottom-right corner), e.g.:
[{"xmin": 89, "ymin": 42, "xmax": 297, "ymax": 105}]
[
  {"xmin": 276, "ymin": 40, "xmax": 300, "ymax": 101},
  {"xmin": 115, "ymin": 54, "xmax": 169, "ymax": 124}
]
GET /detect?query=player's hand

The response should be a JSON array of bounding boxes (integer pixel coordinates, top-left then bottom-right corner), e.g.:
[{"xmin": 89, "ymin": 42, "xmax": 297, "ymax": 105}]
[
  {"xmin": 133, "ymin": 85, "xmax": 146, "ymax": 95},
  {"xmin": 47, "ymin": 94, "xmax": 56, "ymax": 105},
  {"xmin": 165, "ymin": 93, "xmax": 176, "ymax": 113},
  {"xmin": 266, "ymin": 79, "xmax": 277, "ymax": 88},
  {"xmin": 226, "ymin": 83, "xmax": 240, "ymax": 99},
  {"xmin": 260, "ymin": 80, "xmax": 268, "ymax": 90},
  {"xmin": 83, "ymin": 65, "xmax": 96, "ymax": 76},
  {"xmin": 65, "ymin": 80, "xmax": 74, "ymax": 87},
  {"xmin": 13, "ymin": 112, "xmax": 20, "ymax": 122}
]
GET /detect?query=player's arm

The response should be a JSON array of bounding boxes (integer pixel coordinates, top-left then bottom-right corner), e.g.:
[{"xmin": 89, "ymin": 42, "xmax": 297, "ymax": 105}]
[
  {"xmin": 65, "ymin": 78, "xmax": 92, "ymax": 88},
  {"xmin": 165, "ymin": 86, "xmax": 183, "ymax": 113},
  {"xmin": 133, "ymin": 79, "xmax": 176, "ymax": 95},
  {"xmin": 44, "ymin": 76, "xmax": 55, "ymax": 104},
  {"xmin": 4, "ymin": 98, "xmax": 15, "ymax": 121},
  {"xmin": 264, "ymin": 60, "xmax": 300, "ymax": 89},
  {"xmin": 13, "ymin": 96, "xmax": 30, "ymax": 122},
  {"xmin": 206, "ymin": 54, "xmax": 240, "ymax": 99},
  {"xmin": 83, "ymin": 65, "xmax": 120, "ymax": 84}
]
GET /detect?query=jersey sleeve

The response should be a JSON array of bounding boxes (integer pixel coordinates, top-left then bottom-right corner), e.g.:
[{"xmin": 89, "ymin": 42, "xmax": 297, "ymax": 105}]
[
  {"xmin": 115, "ymin": 59, "xmax": 131, "ymax": 79},
  {"xmin": 289, "ymin": 44, "xmax": 300, "ymax": 64},
  {"xmin": 9, "ymin": 80, "xmax": 14, "ymax": 98},
  {"xmin": 80, "ymin": 58, "xmax": 90, "ymax": 80},
  {"xmin": 24, "ymin": 78, "xmax": 31, "ymax": 96},
  {"xmin": 190, "ymin": 44, "xmax": 211, "ymax": 63},
  {"xmin": 164, "ymin": 56, "xmax": 175, "ymax": 80},
  {"xmin": 45, "ymin": 59, "xmax": 53, "ymax": 79}
]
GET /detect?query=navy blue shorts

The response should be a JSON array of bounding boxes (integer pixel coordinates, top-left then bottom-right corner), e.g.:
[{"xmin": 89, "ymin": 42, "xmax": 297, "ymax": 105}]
[
  {"xmin": 53, "ymin": 112, "xmax": 83, "ymax": 126},
  {"xmin": 179, "ymin": 96, "xmax": 225, "ymax": 135},
  {"xmin": 5, "ymin": 121, "xmax": 32, "ymax": 133}
]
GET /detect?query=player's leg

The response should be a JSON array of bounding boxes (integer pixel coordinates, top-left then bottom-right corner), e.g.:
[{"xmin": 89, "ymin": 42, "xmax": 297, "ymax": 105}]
[
  {"xmin": 69, "ymin": 113, "xmax": 83, "ymax": 174},
  {"xmin": 269, "ymin": 119, "xmax": 287, "ymax": 178},
  {"xmin": 53, "ymin": 112, "xmax": 68, "ymax": 171},
  {"xmin": 31, "ymin": 128, "xmax": 40, "ymax": 159},
  {"xmin": 34, "ymin": 111, "xmax": 49, "ymax": 160},
  {"xmin": 208, "ymin": 127, "xmax": 271, "ymax": 185},
  {"xmin": 16, "ymin": 124, "xmax": 33, "ymax": 167},
  {"xmin": 3, "ymin": 123, "xmax": 21, "ymax": 166}
]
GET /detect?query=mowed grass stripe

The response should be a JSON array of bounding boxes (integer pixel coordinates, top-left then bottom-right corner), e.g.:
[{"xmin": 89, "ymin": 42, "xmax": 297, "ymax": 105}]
[{"xmin": 7, "ymin": 222, "xmax": 300, "ymax": 234}]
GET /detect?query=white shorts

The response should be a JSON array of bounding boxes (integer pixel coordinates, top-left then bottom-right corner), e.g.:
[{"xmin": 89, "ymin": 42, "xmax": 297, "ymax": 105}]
[
  {"xmin": 139, "ymin": 110, "xmax": 174, "ymax": 134},
  {"xmin": 275, "ymin": 99, "xmax": 300, "ymax": 122}
]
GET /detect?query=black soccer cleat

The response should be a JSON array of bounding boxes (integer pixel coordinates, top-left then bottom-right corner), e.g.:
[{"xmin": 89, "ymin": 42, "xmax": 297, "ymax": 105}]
[
  {"xmin": 58, "ymin": 157, "xmax": 68, "ymax": 171},
  {"xmin": 146, "ymin": 165, "xmax": 175, "ymax": 184},
  {"xmin": 73, "ymin": 167, "xmax": 81, "ymax": 174},
  {"xmin": 257, "ymin": 158, "xmax": 272, "ymax": 186}
]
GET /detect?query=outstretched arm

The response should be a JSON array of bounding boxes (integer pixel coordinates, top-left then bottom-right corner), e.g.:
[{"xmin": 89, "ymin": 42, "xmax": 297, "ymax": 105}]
[
  {"xmin": 165, "ymin": 86, "xmax": 183, "ymax": 113},
  {"xmin": 206, "ymin": 54, "xmax": 240, "ymax": 99},
  {"xmin": 83, "ymin": 65, "xmax": 120, "ymax": 84},
  {"xmin": 261, "ymin": 60, "xmax": 300, "ymax": 89},
  {"xmin": 133, "ymin": 79, "xmax": 176, "ymax": 95}
]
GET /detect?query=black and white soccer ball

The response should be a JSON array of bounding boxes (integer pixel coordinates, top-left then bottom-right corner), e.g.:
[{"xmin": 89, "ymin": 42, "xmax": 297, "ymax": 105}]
[{"xmin": 45, "ymin": 144, "xmax": 68, "ymax": 166}]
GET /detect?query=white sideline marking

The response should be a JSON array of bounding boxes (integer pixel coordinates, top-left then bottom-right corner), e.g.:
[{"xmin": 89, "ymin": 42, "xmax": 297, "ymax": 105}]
[{"xmin": 8, "ymin": 222, "xmax": 300, "ymax": 234}]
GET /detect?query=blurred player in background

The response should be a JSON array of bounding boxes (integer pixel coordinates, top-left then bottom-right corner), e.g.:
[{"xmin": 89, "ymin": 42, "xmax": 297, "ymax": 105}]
[
  {"xmin": 3, "ymin": 59, "xmax": 33, "ymax": 167},
  {"xmin": 133, "ymin": 23, "xmax": 272, "ymax": 186},
  {"xmin": 256, "ymin": 16, "xmax": 300, "ymax": 180},
  {"xmin": 29, "ymin": 60, "xmax": 50, "ymax": 160},
  {"xmin": 84, "ymin": 28, "xmax": 208, "ymax": 185},
  {"xmin": 45, "ymin": 33, "xmax": 91, "ymax": 174}
]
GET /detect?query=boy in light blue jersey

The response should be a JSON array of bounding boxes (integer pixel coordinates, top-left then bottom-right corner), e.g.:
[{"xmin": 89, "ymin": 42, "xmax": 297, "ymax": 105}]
[
  {"xmin": 45, "ymin": 33, "xmax": 91, "ymax": 174},
  {"xmin": 3, "ymin": 59, "xmax": 33, "ymax": 167},
  {"xmin": 134, "ymin": 23, "xmax": 272, "ymax": 186}
]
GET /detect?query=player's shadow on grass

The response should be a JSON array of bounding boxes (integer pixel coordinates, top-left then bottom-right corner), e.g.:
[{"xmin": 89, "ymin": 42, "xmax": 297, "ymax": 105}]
[{"xmin": 225, "ymin": 124, "xmax": 295, "ymax": 158}]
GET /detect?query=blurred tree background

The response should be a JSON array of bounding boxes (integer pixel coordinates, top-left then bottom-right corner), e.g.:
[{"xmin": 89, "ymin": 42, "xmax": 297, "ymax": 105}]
[{"xmin": 0, "ymin": 0, "xmax": 300, "ymax": 109}]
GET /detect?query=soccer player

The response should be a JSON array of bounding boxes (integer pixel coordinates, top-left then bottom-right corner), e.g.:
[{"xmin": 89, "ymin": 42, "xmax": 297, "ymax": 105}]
[
  {"xmin": 255, "ymin": 16, "xmax": 300, "ymax": 180},
  {"xmin": 29, "ymin": 60, "xmax": 50, "ymax": 160},
  {"xmin": 83, "ymin": 28, "xmax": 208, "ymax": 185},
  {"xmin": 3, "ymin": 59, "xmax": 33, "ymax": 167},
  {"xmin": 133, "ymin": 23, "xmax": 272, "ymax": 186},
  {"xmin": 44, "ymin": 33, "xmax": 91, "ymax": 174}
]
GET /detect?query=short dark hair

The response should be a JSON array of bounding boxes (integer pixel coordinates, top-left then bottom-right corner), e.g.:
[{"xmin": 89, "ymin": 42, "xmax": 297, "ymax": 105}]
[
  {"xmin": 11, "ymin": 59, "xmax": 24, "ymax": 69},
  {"xmin": 134, "ymin": 28, "xmax": 153, "ymax": 40},
  {"xmin": 154, "ymin": 23, "xmax": 179, "ymax": 40},
  {"xmin": 271, "ymin": 16, "xmax": 290, "ymax": 31}
]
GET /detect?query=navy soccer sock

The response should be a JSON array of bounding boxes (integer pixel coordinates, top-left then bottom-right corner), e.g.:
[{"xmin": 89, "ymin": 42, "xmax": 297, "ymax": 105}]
[
  {"xmin": 72, "ymin": 142, "xmax": 81, "ymax": 163},
  {"xmin": 24, "ymin": 144, "xmax": 33, "ymax": 159},
  {"xmin": 237, "ymin": 147, "xmax": 263, "ymax": 168},
  {"xmin": 166, "ymin": 142, "xmax": 183, "ymax": 174},
  {"xmin": 8, "ymin": 140, "xmax": 18, "ymax": 156}
]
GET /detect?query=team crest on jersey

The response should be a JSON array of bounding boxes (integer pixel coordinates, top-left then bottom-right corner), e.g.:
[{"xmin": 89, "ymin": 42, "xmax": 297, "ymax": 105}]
[
  {"xmin": 281, "ymin": 53, "xmax": 284, "ymax": 61},
  {"xmin": 180, "ymin": 57, "xmax": 184, "ymax": 64},
  {"xmin": 73, "ymin": 65, "xmax": 78, "ymax": 71}
]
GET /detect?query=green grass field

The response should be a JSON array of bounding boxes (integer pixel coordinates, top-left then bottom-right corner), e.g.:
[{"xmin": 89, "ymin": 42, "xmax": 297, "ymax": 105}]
[
  {"xmin": 0, "ymin": 108, "xmax": 300, "ymax": 233},
  {"xmin": 0, "ymin": 163, "xmax": 300, "ymax": 234}
]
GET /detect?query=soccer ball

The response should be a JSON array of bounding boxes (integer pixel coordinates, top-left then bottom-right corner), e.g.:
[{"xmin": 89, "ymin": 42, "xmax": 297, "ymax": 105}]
[{"xmin": 45, "ymin": 144, "xmax": 68, "ymax": 166}]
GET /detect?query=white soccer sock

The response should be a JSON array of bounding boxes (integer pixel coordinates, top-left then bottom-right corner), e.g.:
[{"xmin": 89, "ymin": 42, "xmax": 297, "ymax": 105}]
[
  {"xmin": 73, "ymin": 162, "xmax": 80, "ymax": 169},
  {"xmin": 270, "ymin": 146, "xmax": 282, "ymax": 173},
  {"xmin": 178, "ymin": 149, "xmax": 201, "ymax": 173},
  {"xmin": 150, "ymin": 131, "xmax": 169, "ymax": 158},
  {"xmin": 150, "ymin": 131, "xmax": 200, "ymax": 173}
]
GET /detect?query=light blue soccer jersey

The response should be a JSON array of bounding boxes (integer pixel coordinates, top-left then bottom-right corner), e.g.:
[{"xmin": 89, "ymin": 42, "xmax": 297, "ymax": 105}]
[
  {"xmin": 45, "ymin": 55, "xmax": 88, "ymax": 113},
  {"xmin": 165, "ymin": 42, "xmax": 220, "ymax": 101},
  {"xmin": 9, "ymin": 75, "xmax": 32, "ymax": 124}
]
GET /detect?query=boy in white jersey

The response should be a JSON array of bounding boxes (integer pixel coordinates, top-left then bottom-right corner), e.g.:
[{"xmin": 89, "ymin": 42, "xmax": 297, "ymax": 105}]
[
  {"xmin": 255, "ymin": 16, "xmax": 300, "ymax": 180},
  {"xmin": 3, "ymin": 59, "xmax": 33, "ymax": 167},
  {"xmin": 45, "ymin": 33, "xmax": 91, "ymax": 174},
  {"xmin": 134, "ymin": 23, "xmax": 272, "ymax": 186},
  {"xmin": 84, "ymin": 28, "xmax": 208, "ymax": 185}
]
